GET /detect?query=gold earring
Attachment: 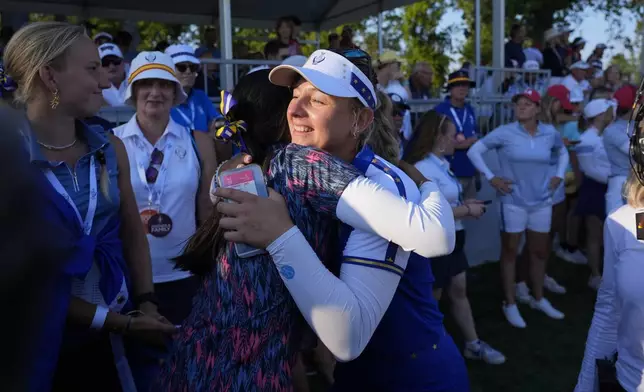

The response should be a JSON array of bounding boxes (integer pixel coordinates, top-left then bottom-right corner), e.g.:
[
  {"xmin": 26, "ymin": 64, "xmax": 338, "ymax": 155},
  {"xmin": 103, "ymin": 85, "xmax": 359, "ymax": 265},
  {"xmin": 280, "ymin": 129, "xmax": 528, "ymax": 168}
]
[{"xmin": 50, "ymin": 89, "xmax": 60, "ymax": 110}]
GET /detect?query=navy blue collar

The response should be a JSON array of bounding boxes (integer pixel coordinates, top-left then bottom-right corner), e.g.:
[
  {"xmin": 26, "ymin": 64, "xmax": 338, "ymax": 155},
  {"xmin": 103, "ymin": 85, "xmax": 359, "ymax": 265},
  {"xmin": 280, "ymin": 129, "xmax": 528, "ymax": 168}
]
[{"xmin": 352, "ymin": 145, "xmax": 375, "ymax": 175}]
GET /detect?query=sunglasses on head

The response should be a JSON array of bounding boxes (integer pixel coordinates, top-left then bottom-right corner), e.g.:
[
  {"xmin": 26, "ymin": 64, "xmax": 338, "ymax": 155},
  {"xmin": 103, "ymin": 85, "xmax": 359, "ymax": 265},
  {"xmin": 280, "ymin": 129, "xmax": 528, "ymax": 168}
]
[
  {"xmin": 175, "ymin": 63, "xmax": 200, "ymax": 74},
  {"xmin": 331, "ymin": 48, "xmax": 376, "ymax": 83},
  {"xmin": 101, "ymin": 58, "xmax": 122, "ymax": 67}
]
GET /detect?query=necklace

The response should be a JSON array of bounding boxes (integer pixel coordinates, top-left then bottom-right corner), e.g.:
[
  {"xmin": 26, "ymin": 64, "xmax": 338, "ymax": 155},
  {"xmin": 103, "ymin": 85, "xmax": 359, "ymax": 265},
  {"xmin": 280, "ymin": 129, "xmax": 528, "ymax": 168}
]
[{"xmin": 37, "ymin": 138, "xmax": 78, "ymax": 151}]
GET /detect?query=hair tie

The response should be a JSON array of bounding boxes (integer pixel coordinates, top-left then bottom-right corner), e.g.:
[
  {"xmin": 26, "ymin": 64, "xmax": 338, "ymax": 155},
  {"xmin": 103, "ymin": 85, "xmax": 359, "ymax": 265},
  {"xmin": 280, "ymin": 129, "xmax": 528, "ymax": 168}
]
[
  {"xmin": 0, "ymin": 62, "xmax": 17, "ymax": 92},
  {"xmin": 216, "ymin": 90, "xmax": 248, "ymax": 152}
]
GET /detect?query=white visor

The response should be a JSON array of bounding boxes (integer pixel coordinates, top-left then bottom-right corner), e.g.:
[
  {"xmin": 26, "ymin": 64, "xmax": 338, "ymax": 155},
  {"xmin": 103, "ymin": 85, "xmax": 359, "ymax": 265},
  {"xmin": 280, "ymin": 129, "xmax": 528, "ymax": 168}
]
[{"xmin": 269, "ymin": 49, "xmax": 377, "ymax": 110}]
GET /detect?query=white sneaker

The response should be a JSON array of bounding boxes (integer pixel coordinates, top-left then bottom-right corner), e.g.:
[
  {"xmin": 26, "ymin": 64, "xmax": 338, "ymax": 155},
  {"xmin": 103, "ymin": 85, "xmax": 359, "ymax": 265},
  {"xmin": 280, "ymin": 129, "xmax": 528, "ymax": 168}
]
[
  {"xmin": 464, "ymin": 340, "xmax": 507, "ymax": 365},
  {"xmin": 556, "ymin": 248, "xmax": 580, "ymax": 264},
  {"xmin": 515, "ymin": 282, "xmax": 532, "ymax": 304},
  {"xmin": 544, "ymin": 275, "xmax": 567, "ymax": 294},
  {"xmin": 588, "ymin": 276, "xmax": 602, "ymax": 290},
  {"xmin": 503, "ymin": 303, "xmax": 527, "ymax": 328},
  {"xmin": 530, "ymin": 297, "xmax": 564, "ymax": 320}
]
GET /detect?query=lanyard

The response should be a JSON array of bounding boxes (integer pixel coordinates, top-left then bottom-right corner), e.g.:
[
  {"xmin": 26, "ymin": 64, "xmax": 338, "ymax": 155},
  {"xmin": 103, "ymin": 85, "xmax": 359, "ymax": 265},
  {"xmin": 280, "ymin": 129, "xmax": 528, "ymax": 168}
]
[
  {"xmin": 432, "ymin": 155, "xmax": 464, "ymax": 205},
  {"xmin": 177, "ymin": 100, "xmax": 195, "ymax": 129},
  {"xmin": 44, "ymin": 155, "xmax": 98, "ymax": 235},
  {"xmin": 135, "ymin": 139, "xmax": 173, "ymax": 208},
  {"xmin": 450, "ymin": 107, "xmax": 468, "ymax": 133}
]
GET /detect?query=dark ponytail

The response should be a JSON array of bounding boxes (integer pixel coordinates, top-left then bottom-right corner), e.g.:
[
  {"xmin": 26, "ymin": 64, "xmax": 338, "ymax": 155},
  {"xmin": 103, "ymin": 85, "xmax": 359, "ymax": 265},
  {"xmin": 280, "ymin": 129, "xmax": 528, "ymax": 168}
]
[{"xmin": 174, "ymin": 70, "xmax": 291, "ymax": 276}]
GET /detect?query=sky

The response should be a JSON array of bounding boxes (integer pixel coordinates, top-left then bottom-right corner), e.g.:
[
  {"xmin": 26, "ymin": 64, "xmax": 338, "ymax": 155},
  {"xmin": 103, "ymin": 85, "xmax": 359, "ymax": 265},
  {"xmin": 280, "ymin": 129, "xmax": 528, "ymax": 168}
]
[{"xmin": 436, "ymin": 6, "xmax": 640, "ymax": 71}]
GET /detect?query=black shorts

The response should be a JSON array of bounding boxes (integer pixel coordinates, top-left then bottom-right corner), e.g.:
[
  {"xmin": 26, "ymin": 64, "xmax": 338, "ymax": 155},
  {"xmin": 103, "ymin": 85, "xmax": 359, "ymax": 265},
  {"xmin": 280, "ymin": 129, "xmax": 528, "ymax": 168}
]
[{"xmin": 431, "ymin": 230, "xmax": 468, "ymax": 289}]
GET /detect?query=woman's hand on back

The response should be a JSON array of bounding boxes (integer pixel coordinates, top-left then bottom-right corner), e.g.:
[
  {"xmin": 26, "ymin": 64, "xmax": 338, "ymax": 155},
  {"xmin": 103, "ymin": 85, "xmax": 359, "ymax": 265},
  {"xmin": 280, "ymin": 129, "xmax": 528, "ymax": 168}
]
[{"xmin": 214, "ymin": 187, "xmax": 295, "ymax": 248}]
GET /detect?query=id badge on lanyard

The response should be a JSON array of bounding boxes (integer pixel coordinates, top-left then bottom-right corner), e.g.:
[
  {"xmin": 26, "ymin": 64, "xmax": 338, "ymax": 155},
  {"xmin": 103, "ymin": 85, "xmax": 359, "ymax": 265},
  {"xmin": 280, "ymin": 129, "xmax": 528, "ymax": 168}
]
[
  {"xmin": 44, "ymin": 155, "xmax": 98, "ymax": 235},
  {"xmin": 450, "ymin": 107, "xmax": 468, "ymax": 135},
  {"xmin": 136, "ymin": 140, "xmax": 174, "ymax": 238}
]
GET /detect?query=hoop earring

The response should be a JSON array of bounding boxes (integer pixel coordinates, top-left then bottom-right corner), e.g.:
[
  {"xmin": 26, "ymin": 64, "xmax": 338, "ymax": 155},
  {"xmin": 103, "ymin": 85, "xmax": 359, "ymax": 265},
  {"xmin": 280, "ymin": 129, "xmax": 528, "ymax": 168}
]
[
  {"xmin": 438, "ymin": 145, "xmax": 445, "ymax": 153},
  {"xmin": 50, "ymin": 89, "xmax": 60, "ymax": 110}
]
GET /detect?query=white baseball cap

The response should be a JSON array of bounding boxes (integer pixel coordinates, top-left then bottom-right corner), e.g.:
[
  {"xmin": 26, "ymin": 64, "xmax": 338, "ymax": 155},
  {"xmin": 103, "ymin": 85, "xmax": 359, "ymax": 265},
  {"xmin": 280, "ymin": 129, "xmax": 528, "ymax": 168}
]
[
  {"xmin": 124, "ymin": 51, "xmax": 187, "ymax": 106},
  {"xmin": 164, "ymin": 44, "xmax": 200, "ymax": 65},
  {"xmin": 569, "ymin": 87, "xmax": 584, "ymax": 103},
  {"xmin": 584, "ymin": 99, "xmax": 612, "ymax": 119},
  {"xmin": 98, "ymin": 43, "xmax": 123, "ymax": 60},
  {"xmin": 523, "ymin": 60, "xmax": 540, "ymax": 71},
  {"xmin": 269, "ymin": 49, "xmax": 377, "ymax": 110},
  {"xmin": 570, "ymin": 61, "xmax": 591, "ymax": 70}
]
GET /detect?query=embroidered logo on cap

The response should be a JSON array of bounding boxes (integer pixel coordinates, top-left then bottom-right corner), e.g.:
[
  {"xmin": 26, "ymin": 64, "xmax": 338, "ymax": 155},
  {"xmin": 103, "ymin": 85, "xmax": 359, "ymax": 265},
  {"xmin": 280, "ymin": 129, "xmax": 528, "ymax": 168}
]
[
  {"xmin": 145, "ymin": 53, "xmax": 157, "ymax": 62},
  {"xmin": 312, "ymin": 53, "xmax": 325, "ymax": 65}
]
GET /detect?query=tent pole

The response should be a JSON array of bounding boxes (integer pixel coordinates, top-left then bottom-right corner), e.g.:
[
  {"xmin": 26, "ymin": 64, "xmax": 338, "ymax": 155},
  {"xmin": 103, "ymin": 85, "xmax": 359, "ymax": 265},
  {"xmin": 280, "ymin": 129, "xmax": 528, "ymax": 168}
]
[
  {"xmin": 377, "ymin": 6, "xmax": 383, "ymax": 55},
  {"xmin": 219, "ymin": 0, "xmax": 234, "ymax": 91},
  {"xmin": 475, "ymin": 0, "xmax": 481, "ymax": 66},
  {"xmin": 492, "ymin": 0, "xmax": 505, "ymax": 68}
]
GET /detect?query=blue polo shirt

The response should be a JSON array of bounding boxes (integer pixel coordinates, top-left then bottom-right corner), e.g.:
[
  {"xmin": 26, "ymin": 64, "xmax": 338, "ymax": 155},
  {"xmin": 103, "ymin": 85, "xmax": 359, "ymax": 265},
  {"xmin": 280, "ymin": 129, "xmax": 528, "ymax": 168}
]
[
  {"xmin": 434, "ymin": 97, "xmax": 478, "ymax": 178},
  {"xmin": 170, "ymin": 88, "xmax": 221, "ymax": 133},
  {"xmin": 332, "ymin": 146, "xmax": 469, "ymax": 392},
  {"xmin": 481, "ymin": 121, "xmax": 561, "ymax": 209}
]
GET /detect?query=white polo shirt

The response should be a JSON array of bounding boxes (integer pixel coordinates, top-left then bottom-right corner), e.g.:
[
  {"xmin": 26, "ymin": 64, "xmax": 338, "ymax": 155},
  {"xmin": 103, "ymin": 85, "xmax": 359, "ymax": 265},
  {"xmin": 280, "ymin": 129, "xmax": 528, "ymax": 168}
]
[
  {"xmin": 113, "ymin": 116, "xmax": 200, "ymax": 283},
  {"xmin": 415, "ymin": 154, "xmax": 465, "ymax": 231},
  {"xmin": 102, "ymin": 81, "xmax": 128, "ymax": 107}
]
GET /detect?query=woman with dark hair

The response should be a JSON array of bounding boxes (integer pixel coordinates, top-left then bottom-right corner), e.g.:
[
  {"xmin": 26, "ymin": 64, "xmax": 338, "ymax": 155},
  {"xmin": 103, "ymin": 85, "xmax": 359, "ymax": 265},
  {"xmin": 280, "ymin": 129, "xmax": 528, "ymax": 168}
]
[
  {"xmin": 403, "ymin": 110, "xmax": 506, "ymax": 365},
  {"xmin": 160, "ymin": 52, "xmax": 455, "ymax": 390}
]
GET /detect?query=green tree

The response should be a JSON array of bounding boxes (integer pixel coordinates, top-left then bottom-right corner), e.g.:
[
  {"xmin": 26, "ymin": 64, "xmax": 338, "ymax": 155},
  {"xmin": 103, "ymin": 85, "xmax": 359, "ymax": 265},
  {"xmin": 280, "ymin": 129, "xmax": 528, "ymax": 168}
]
[
  {"xmin": 456, "ymin": 0, "xmax": 644, "ymax": 66},
  {"xmin": 400, "ymin": 1, "xmax": 456, "ymax": 89}
]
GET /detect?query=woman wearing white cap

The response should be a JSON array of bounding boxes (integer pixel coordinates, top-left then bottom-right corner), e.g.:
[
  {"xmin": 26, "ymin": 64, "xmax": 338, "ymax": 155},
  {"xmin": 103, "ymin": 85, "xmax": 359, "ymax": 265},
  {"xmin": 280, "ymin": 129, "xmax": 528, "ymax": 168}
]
[
  {"xmin": 211, "ymin": 48, "xmax": 466, "ymax": 391},
  {"xmin": 112, "ymin": 51, "xmax": 216, "ymax": 325},
  {"xmin": 575, "ymin": 86, "xmax": 644, "ymax": 392},
  {"xmin": 575, "ymin": 99, "xmax": 614, "ymax": 290},
  {"xmin": 165, "ymin": 44, "xmax": 222, "ymax": 135},
  {"xmin": 98, "ymin": 43, "xmax": 127, "ymax": 107},
  {"xmin": 467, "ymin": 88, "xmax": 569, "ymax": 328}
]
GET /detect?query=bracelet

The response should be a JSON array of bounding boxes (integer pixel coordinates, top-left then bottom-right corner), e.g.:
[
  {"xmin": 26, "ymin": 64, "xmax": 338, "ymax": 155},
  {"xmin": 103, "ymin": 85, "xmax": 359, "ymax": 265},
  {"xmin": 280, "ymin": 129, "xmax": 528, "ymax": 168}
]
[
  {"xmin": 90, "ymin": 306, "xmax": 109, "ymax": 330},
  {"xmin": 124, "ymin": 315, "xmax": 133, "ymax": 334}
]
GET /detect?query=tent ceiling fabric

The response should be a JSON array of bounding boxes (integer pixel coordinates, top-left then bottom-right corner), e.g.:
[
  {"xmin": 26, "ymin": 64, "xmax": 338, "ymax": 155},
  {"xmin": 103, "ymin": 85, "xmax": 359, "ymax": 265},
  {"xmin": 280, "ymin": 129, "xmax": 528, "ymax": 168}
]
[{"xmin": 0, "ymin": 0, "xmax": 418, "ymax": 29}]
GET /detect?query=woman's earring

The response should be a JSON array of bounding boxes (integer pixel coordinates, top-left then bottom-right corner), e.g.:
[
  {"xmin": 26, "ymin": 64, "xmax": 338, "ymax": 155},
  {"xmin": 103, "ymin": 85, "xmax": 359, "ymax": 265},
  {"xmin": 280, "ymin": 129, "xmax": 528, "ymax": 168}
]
[
  {"xmin": 50, "ymin": 89, "xmax": 60, "ymax": 110},
  {"xmin": 438, "ymin": 145, "xmax": 445, "ymax": 153}
]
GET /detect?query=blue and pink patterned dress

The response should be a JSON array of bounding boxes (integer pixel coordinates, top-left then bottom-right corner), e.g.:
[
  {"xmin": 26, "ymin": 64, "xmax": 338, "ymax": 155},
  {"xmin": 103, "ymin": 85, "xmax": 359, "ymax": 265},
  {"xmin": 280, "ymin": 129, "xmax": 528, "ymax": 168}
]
[{"xmin": 157, "ymin": 144, "xmax": 362, "ymax": 391}]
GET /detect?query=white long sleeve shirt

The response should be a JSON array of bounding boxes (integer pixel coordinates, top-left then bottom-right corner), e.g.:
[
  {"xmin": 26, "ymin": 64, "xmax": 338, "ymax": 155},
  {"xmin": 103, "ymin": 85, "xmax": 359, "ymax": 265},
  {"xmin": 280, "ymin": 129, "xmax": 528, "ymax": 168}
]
[
  {"xmin": 575, "ymin": 205, "xmax": 644, "ymax": 392},
  {"xmin": 576, "ymin": 127, "xmax": 611, "ymax": 184},
  {"xmin": 268, "ymin": 156, "xmax": 454, "ymax": 362}
]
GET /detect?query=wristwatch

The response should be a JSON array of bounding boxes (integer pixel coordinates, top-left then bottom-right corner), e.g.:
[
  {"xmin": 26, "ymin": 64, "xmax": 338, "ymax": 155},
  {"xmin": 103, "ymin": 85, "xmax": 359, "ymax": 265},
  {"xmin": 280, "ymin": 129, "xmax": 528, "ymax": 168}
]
[{"xmin": 133, "ymin": 292, "xmax": 159, "ymax": 307}]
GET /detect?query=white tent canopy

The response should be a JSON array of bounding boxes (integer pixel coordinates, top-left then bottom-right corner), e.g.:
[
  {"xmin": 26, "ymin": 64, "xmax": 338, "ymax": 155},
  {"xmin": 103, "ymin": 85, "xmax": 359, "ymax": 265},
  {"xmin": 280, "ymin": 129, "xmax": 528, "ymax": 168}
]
[{"xmin": 0, "ymin": 0, "xmax": 418, "ymax": 29}]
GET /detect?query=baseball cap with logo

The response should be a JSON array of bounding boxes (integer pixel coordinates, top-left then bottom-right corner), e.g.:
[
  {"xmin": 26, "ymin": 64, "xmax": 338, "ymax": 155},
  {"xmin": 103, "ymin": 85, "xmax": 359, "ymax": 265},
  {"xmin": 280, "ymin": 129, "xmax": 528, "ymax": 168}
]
[
  {"xmin": 98, "ymin": 43, "xmax": 123, "ymax": 60},
  {"xmin": 165, "ymin": 44, "xmax": 200, "ymax": 65},
  {"xmin": 546, "ymin": 85, "xmax": 574, "ymax": 111},
  {"xmin": 388, "ymin": 93, "xmax": 410, "ymax": 111},
  {"xmin": 124, "ymin": 51, "xmax": 187, "ymax": 106},
  {"xmin": 570, "ymin": 61, "xmax": 591, "ymax": 70},
  {"xmin": 512, "ymin": 88, "xmax": 541, "ymax": 105},
  {"xmin": 269, "ymin": 49, "xmax": 377, "ymax": 110},
  {"xmin": 523, "ymin": 60, "xmax": 540, "ymax": 71},
  {"xmin": 93, "ymin": 32, "xmax": 113, "ymax": 42}
]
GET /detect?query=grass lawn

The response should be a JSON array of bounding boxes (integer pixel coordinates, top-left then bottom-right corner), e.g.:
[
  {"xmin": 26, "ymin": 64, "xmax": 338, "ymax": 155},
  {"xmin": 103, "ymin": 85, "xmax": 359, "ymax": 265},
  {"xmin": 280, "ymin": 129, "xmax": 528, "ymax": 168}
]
[{"xmin": 309, "ymin": 256, "xmax": 597, "ymax": 392}]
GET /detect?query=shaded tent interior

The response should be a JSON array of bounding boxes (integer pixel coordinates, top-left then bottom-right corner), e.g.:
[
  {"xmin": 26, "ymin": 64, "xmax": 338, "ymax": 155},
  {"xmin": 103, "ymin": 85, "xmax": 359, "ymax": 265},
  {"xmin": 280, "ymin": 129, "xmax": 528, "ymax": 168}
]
[{"xmin": 0, "ymin": 0, "xmax": 418, "ymax": 29}]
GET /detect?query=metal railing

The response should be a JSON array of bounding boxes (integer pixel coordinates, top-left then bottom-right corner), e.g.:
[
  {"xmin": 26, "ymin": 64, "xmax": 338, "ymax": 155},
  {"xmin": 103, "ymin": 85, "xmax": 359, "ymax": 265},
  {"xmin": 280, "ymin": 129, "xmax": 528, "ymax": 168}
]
[{"xmin": 97, "ymin": 65, "xmax": 554, "ymax": 132}]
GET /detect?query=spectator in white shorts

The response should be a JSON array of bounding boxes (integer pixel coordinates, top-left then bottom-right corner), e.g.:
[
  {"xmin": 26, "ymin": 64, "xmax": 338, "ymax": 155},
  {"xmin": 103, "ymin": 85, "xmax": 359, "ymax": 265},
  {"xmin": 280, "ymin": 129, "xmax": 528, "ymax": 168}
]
[{"xmin": 468, "ymin": 88, "xmax": 569, "ymax": 328}]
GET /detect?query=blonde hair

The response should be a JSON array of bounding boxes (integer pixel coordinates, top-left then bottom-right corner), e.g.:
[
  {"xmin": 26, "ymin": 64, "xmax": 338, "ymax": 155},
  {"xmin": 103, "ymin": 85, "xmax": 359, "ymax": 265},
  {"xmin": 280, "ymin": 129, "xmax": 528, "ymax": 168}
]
[
  {"xmin": 4, "ymin": 22, "xmax": 111, "ymax": 201},
  {"xmin": 4, "ymin": 21, "xmax": 86, "ymax": 103},
  {"xmin": 626, "ymin": 172, "xmax": 644, "ymax": 208},
  {"xmin": 356, "ymin": 91, "xmax": 400, "ymax": 165},
  {"xmin": 538, "ymin": 95, "xmax": 560, "ymax": 125}
]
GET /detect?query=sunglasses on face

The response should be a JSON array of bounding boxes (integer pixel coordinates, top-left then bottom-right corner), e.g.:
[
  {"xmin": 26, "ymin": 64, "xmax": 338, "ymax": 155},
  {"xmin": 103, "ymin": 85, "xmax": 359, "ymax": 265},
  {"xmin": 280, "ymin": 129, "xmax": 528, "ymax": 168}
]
[
  {"xmin": 175, "ymin": 63, "xmax": 200, "ymax": 74},
  {"xmin": 393, "ymin": 109, "xmax": 406, "ymax": 117},
  {"xmin": 101, "ymin": 58, "xmax": 122, "ymax": 67}
]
